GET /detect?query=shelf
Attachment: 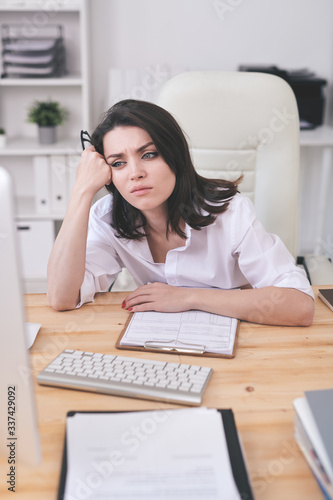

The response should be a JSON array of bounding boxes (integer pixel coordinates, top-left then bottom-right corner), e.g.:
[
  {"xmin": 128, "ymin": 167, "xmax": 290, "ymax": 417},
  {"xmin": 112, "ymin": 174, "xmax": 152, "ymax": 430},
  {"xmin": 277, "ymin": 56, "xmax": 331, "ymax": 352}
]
[
  {"xmin": 0, "ymin": 75, "xmax": 84, "ymax": 86},
  {"xmin": 15, "ymin": 196, "xmax": 65, "ymax": 220},
  {"xmin": 300, "ymin": 125, "xmax": 333, "ymax": 147},
  {"xmin": 0, "ymin": 136, "xmax": 81, "ymax": 156},
  {"xmin": 0, "ymin": 2, "xmax": 81, "ymax": 12}
]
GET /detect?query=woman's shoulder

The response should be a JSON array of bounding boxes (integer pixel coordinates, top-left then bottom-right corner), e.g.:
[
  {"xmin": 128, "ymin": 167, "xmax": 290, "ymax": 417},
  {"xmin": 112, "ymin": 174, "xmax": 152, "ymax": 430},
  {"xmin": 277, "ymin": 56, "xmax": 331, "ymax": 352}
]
[{"xmin": 220, "ymin": 192, "xmax": 256, "ymax": 219}]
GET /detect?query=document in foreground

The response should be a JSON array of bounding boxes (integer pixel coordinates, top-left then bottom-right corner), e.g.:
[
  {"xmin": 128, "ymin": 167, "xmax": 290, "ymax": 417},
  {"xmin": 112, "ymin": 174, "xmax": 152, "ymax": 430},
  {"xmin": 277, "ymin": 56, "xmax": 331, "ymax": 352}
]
[{"xmin": 64, "ymin": 408, "xmax": 241, "ymax": 500}]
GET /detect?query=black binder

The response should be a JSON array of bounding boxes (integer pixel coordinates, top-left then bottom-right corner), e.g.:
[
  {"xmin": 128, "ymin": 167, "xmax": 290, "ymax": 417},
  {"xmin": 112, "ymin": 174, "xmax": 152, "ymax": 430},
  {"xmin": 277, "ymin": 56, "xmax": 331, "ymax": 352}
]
[{"xmin": 57, "ymin": 409, "xmax": 254, "ymax": 500}]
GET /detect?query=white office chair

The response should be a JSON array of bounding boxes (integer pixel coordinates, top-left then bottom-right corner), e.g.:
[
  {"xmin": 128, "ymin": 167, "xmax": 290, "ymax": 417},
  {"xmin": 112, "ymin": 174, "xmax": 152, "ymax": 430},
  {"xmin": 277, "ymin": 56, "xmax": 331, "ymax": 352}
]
[{"xmin": 158, "ymin": 70, "xmax": 333, "ymax": 285}]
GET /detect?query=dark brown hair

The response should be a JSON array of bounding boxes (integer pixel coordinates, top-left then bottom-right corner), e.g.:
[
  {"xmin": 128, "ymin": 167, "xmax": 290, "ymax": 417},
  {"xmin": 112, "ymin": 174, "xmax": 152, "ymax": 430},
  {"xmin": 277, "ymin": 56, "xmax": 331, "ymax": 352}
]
[{"xmin": 91, "ymin": 99, "xmax": 241, "ymax": 240}]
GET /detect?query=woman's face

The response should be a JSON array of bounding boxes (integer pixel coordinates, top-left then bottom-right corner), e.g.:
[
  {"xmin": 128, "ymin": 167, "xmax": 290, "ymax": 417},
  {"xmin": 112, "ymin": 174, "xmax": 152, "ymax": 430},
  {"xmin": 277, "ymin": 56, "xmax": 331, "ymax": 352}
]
[{"xmin": 103, "ymin": 126, "xmax": 176, "ymax": 218}]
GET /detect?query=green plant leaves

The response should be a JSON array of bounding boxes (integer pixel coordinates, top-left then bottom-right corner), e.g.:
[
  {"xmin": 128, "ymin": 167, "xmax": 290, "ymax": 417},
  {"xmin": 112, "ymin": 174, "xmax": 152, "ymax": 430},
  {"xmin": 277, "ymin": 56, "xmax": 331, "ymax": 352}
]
[{"xmin": 27, "ymin": 100, "xmax": 68, "ymax": 126}]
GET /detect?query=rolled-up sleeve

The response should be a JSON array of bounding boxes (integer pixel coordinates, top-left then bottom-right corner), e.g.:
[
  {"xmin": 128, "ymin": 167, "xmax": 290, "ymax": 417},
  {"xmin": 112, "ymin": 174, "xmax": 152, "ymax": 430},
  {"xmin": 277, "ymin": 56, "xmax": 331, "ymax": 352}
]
[
  {"xmin": 232, "ymin": 197, "xmax": 314, "ymax": 299},
  {"xmin": 77, "ymin": 202, "xmax": 123, "ymax": 308}
]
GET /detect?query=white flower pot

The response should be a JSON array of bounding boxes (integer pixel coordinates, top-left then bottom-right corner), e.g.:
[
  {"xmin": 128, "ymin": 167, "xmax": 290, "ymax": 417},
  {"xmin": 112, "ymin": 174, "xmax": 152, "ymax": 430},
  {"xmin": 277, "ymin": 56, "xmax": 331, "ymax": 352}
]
[{"xmin": 38, "ymin": 126, "xmax": 57, "ymax": 145}]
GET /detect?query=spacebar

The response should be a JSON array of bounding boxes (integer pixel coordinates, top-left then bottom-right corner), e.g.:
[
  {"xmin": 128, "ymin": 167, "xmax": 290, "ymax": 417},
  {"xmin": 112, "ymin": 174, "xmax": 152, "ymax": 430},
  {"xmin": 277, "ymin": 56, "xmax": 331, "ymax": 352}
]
[{"xmin": 37, "ymin": 372, "xmax": 200, "ymax": 404}]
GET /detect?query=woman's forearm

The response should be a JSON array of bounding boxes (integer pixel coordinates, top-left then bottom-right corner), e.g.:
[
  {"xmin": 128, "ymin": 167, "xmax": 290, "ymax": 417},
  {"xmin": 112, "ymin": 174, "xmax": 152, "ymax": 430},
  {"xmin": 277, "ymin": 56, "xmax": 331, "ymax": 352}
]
[
  {"xmin": 47, "ymin": 185, "xmax": 94, "ymax": 310},
  {"xmin": 188, "ymin": 286, "xmax": 314, "ymax": 326},
  {"xmin": 124, "ymin": 283, "xmax": 314, "ymax": 327},
  {"xmin": 47, "ymin": 147, "xmax": 112, "ymax": 311}
]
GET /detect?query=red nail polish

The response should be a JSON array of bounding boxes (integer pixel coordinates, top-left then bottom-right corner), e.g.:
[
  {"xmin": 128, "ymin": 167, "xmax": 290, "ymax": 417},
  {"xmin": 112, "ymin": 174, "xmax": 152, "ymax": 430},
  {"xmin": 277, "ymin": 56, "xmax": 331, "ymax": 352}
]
[
  {"xmin": 122, "ymin": 300, "xmax": 125, "ymax": 308},
  {"xmin": 128, "ymin": 307, "xmax": 133, "ymax": 312}
]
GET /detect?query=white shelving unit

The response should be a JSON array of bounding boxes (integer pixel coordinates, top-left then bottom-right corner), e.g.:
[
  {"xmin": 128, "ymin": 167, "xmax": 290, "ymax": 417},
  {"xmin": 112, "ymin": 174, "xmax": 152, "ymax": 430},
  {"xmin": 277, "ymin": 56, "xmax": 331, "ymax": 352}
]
[
  {"xmin": 0, "ymin": 0, "xmax": 90, "ymax": 292},
  {"xmin": 299, "ymin": 125, "xmax": 333, "ymax": 265},
  {"xmin": 300, "ymin": 124, "xmax": 333, "ymax": 147}
]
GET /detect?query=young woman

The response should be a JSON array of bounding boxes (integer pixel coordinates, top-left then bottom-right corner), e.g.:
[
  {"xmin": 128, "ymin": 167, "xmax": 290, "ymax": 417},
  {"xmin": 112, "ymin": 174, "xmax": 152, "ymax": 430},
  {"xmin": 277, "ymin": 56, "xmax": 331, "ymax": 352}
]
[{"xmin": 47, "ymin": 99, "xmax": 314, "ymax": 326}]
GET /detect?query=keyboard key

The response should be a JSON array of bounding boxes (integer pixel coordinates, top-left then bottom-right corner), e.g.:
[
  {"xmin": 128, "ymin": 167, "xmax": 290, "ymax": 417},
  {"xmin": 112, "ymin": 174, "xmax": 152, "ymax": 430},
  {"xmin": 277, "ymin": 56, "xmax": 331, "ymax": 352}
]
[{"xmin": 190, "ymin": 385, "xmax": 203, "ymax": 393}]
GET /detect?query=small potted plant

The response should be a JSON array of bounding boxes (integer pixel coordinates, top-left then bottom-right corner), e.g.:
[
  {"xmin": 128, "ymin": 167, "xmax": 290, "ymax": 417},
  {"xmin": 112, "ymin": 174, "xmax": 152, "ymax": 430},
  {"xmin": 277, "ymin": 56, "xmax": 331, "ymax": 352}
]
[
  {"xmin": 0, "ymin": 127, "xmax": 6, "ymax": 148},
  {"xmin": 27, "ymin": 99, "xmax": 68, "ymax": 144}
]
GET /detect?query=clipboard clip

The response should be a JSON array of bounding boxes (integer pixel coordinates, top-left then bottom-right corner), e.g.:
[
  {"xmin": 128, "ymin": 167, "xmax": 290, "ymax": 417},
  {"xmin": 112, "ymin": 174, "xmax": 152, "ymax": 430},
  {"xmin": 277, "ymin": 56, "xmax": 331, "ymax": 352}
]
[{"xmin": 144, "ymin": 340, "xmax": 206, "ymax": 354}]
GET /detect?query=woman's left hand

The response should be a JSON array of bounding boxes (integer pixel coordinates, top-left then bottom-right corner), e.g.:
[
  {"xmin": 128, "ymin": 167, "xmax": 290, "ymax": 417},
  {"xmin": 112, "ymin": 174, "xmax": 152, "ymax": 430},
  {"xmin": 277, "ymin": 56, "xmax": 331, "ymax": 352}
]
[{"xmin": 122, "ymin": 282, "xmax": 190, "ymax": 313}]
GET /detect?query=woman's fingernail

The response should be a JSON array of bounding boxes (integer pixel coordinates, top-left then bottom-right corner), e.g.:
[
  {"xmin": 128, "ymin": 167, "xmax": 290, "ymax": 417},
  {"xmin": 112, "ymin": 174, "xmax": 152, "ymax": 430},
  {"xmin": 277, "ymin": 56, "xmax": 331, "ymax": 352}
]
[
  {"xmin": 122, "ymin": 300, "xmax": 125, "ymax": 308},
  {"xmin": 128, "ymin": 307, "xmax": 133, "ymax": 312}
]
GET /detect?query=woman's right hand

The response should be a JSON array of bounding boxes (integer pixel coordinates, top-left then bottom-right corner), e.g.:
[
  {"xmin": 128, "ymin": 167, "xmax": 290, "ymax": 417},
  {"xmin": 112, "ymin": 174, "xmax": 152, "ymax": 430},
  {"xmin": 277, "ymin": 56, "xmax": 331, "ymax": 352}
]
[{"xmin": 75, "ymin": 145, "xmax": 112, "ymax": 198}]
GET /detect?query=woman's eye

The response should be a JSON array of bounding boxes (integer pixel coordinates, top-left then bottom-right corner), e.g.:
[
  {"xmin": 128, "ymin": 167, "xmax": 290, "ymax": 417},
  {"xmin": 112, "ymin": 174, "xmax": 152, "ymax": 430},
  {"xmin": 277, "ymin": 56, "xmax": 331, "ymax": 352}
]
[
  {"xmin": 142, "ymin": 151, "xmax": 158, "ymax": 160},
  {"xmin": 111, "ymin": 161, "xmax": 125, "ymax": 168}
]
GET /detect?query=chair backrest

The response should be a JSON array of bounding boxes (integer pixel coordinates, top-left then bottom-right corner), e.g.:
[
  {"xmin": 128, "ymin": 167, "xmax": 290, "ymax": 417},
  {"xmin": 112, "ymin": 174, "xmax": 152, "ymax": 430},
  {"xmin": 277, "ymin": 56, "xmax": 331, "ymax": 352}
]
[{"xmin": 158, "ymin": 71, "xmax": 300, "ymax": 257}]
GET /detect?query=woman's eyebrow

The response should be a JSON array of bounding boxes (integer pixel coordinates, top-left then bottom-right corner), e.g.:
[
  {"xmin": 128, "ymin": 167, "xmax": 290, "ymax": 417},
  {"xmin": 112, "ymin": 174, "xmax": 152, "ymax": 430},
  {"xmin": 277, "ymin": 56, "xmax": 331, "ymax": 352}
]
[
  {"xmin": 106, "ymin": 141, "xmax": 154, "ymax": 160},
  {"xmin": 137, "ymin": 141, "xmax": 154, "ymax": 152}
]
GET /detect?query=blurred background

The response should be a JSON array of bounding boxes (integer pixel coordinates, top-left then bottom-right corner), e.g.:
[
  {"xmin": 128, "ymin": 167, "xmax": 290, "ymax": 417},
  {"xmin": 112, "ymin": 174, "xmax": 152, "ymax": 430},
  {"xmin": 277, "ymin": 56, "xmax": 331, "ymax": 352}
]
[{"xmin": 0, "ymin": 0, "xmax": 332, "ymax": 291}]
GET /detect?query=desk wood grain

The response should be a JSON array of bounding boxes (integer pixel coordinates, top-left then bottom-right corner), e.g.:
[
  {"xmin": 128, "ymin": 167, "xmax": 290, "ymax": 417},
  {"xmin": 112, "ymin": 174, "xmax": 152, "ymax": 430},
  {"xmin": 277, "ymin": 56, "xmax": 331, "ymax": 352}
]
[{"xmin": 0, "ymin": 286, "xmax": 332, "ymax": 499}]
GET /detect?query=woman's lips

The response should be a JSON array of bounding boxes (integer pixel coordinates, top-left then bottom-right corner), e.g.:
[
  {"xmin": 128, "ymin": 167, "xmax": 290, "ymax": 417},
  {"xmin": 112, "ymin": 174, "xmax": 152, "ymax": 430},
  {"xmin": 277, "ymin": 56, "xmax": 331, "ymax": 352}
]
[{"xmin": 131, "ymin": 187, "xmax": 152, "ymax": 196}]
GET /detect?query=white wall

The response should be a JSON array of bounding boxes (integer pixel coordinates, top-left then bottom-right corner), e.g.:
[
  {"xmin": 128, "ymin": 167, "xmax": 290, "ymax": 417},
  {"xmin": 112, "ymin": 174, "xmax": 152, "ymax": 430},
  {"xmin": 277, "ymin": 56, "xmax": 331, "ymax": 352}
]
[
  {"xmin": 88, "ymin": 0, "xmax": 333, "ymax": 259},
  {"xmin": 89, "ymin": 0, "xmax": 333, "ymax": 125}
]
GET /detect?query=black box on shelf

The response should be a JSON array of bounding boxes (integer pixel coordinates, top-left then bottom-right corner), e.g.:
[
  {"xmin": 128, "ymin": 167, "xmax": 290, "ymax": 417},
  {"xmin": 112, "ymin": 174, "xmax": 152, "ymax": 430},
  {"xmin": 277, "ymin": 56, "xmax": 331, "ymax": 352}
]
[
  {"xmin": 239, "ymin": 65, "xmax": 327, "ymax": 129},
  {"xmin": 1, "ymin": 24, "xmax": 67, "ymax": 78}
]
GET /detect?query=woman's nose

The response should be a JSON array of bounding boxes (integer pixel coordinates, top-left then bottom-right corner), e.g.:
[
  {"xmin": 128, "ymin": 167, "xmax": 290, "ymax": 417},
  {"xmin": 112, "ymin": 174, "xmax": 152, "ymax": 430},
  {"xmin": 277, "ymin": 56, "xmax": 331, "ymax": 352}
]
[
  {"xmin": 131, "ymin": 173, "xmax": 143, "ymax": 180},
  {"xmin": 129, "ymin": 160, "xmax": 146, "ymax": 180}
]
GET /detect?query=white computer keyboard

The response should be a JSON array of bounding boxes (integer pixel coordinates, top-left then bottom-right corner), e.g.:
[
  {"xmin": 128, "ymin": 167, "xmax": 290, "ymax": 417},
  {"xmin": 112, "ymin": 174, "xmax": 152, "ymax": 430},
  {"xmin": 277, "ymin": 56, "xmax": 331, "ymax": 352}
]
[{"xmin": 37, "ymin": 349, "xmax": 213, "ymax": 406}]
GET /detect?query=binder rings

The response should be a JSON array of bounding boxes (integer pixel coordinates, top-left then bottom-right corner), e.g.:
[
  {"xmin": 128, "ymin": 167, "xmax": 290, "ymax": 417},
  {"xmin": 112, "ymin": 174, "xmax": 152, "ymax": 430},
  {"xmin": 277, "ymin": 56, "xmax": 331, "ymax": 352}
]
[{"xmin": 57, "ymin": 409, "xmax": 254, "ymax": 500}]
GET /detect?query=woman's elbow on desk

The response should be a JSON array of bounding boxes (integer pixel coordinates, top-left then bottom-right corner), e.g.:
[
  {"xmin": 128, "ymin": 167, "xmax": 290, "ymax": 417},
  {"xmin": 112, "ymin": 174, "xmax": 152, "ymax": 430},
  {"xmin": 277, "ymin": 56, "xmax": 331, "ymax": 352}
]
[
  {"xmin": 295, "ymin": 292, "xmax": 315, "ymax": 327},
  {"xmin": 247, "ymin": 288, "xmax": 315, "ymax": 327},
  {"xmin": 250, "ymin": 288, "xmax": 315, "ymax": 327},
  {"xmin": 47, "ymin": 290, "xmax": 79, "ymax": 312}
]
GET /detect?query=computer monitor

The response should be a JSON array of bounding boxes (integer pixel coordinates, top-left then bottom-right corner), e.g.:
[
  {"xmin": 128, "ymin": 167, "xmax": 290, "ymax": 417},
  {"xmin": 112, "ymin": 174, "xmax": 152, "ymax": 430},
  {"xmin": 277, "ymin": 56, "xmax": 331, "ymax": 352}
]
[{"xmin": 0, "ymin": 166, "xmax": 41, "ymax": 465}]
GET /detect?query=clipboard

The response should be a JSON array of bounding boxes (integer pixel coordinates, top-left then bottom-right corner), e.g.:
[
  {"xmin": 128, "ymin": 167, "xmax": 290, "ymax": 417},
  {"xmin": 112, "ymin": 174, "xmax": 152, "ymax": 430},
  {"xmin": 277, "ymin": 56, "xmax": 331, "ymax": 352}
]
[
  {"xmin": 115, "ymin": 312, "xmax": 240, "ymax": 359},
  {"xmin": 57, "ymin": 409, "xmax": 254, "ymax": 500}
]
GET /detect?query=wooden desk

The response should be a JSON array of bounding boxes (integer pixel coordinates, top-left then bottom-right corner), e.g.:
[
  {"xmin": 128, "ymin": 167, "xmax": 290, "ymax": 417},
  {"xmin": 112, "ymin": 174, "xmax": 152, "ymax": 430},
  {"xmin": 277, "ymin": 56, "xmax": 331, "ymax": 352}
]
[{"xmin": 1, "ymin": 285, "xmax": 332, "ymax": 499}]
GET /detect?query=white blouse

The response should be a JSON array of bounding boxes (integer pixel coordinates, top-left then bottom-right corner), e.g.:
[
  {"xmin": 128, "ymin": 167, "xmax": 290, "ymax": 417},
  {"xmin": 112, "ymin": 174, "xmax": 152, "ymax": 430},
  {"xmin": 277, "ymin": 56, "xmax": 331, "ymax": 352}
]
[{"xmin": 79, "ymin": 192, "xmax": 314, "ymax": 306}]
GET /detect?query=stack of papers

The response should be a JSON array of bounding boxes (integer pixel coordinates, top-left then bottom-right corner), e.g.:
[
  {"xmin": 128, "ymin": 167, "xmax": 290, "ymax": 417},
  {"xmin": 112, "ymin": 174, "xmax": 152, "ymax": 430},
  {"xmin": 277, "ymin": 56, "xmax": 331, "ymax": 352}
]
[
  {"xmin": 294, "ymin": 389, "xmax": 333, "ymax": 499},
  {"xmin": 1, "ymin": 26, "xmax": 66, "ymax": 78},
  {"xmin": 63, "ymin": 408, "xmax": 242, "ymax": 499}
]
